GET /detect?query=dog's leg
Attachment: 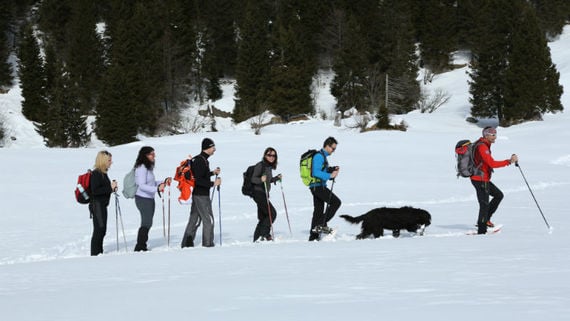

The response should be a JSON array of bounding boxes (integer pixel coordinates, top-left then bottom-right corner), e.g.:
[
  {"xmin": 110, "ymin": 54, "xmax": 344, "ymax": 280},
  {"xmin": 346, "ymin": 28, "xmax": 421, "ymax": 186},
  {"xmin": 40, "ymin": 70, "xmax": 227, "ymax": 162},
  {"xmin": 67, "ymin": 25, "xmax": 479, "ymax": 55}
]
[
  {"xmin": 392, "ymin": 229, "xmax": 400, "ymax": 238},
  {"xmin": 418, "ymin": 224, "xmax": 426, "ymax": 236}
]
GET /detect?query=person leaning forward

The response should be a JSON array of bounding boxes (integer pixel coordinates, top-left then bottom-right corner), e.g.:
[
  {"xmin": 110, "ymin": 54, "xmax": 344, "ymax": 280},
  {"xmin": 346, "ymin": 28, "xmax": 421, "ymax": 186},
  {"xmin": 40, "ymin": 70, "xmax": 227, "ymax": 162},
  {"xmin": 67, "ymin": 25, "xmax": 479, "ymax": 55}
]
[
  {"xmin": 471, "ymin": 127, "xmax": 518, "ymax": 234},
  {"xmin": 308, "ymin": 136, "xmax": 341, "ymax": 241}
]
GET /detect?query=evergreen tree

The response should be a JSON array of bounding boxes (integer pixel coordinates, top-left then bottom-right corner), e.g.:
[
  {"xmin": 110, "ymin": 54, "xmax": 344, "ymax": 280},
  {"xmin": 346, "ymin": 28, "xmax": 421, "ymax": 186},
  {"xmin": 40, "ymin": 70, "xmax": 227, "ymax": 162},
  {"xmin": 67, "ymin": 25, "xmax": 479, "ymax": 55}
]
[
  {"xmin": 67, "ymin": 0, "xmax": 105, "ymax": 114},
  {"xmin": 330, "ymin": 14, "xmax": 369, "ymax": 112},
  {"xmin": 163, "ymin": 0, "xmax": 198, "ymax": 112},
  {"xmin": 412, "ymin": 0, "xmax": 457, "ymax": 72},
  {"xmin": 0, "ymin": 2, "xmax": 13, "ymax": 89},
  {"xmin": 469, "ymin": 0, "xmax": 563, "ymax": 125},
  {"xmin": 469, "ymin": 0, "xmax": 512, "ymax": 121},
  {"xmin": 38, "ymin": 52, "xmax": 89, "ymax": 147},
  {"xmin": 529, "ymin": 0, "xmax": 570, "ymax": 38},
  {"xmin": 502, "ymin": 3, "xmax": 563, "ymax": 125},
  {"xmin": 96, "ymin": 1, "xmax": 166, "ymax": 145},
  {"xmin": 376, "ymin": 0, "xmax": 419, "ymax": 114},
  {"xmin": 267, "ymin": 13, "xmax": 313, "ymax": 119},
  {"xmin": 18, "ymin": 24, "xmax": 48, "ymax": 122},
  {"xmin": 38, "ymin": 0, "xmax": 73, "ymax": 49},
  {"xmin": 233, "ymin": 0, "xmax": 271, "ymax": 123},
  {"xmin": 96, "ymin": 64, "xmax": 139, "ymax": 146}
]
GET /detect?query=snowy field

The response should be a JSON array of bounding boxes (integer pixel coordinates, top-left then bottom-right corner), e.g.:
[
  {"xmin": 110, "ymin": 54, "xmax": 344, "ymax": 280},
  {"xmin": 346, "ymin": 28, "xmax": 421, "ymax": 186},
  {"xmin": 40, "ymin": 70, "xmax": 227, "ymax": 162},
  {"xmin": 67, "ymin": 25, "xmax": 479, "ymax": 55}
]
[{"xmin": 1, "ymin": 27, "xmax": 570, "ymax": 321}]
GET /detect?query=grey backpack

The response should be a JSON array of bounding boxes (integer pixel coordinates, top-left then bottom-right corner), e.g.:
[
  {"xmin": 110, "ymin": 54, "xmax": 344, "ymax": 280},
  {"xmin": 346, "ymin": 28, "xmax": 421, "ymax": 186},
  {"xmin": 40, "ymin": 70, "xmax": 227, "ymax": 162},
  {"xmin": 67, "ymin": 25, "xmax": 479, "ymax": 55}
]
[
  {"xmin": 122, "ymin": 168, "xmax": 137, "ymax": 198},
  {"xmin": 455, "ymin": 139, "xmax": 482, "ymax": 178}
]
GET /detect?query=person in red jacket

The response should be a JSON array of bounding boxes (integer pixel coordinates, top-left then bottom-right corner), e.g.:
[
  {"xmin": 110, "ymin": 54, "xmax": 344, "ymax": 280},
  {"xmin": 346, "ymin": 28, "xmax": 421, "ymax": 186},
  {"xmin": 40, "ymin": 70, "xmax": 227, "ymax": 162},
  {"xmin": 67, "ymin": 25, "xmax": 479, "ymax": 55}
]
[{"xmin": 471, "ymin": 127, "xmax": 518, "ymax": 234}]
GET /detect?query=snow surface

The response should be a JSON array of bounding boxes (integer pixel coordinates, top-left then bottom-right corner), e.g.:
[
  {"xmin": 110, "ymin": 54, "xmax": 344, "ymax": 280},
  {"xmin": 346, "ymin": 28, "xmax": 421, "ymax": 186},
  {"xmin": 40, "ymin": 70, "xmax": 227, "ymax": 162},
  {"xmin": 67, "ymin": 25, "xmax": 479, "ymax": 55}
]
[{"xmin": 1, "ymin": 26, "xmax": 570, "ymax": 321}]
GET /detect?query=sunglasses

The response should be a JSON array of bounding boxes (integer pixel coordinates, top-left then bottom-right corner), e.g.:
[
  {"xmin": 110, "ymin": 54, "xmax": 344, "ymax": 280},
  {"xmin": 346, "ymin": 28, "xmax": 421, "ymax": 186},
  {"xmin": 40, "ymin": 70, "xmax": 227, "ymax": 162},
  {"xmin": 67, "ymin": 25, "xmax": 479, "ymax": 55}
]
[{"xmin": 266, "ymin": 153, "xmax": 276, "ymax": 157}]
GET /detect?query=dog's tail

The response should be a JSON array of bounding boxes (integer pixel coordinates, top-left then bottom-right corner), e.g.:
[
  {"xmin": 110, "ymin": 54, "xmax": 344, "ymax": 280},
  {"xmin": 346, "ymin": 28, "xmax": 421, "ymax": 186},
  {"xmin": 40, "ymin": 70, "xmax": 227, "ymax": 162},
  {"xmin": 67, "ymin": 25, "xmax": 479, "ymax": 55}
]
[{"xmin": 339, "ymin": 214, "xmax": 365, "ymax": 224}]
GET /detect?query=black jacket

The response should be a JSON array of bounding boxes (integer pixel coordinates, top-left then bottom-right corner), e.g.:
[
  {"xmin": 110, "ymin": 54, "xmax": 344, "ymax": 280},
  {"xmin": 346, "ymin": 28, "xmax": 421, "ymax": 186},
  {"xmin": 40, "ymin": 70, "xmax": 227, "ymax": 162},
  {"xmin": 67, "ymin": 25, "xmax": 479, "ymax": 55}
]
[
  {"xmin": 90, "ymin": 169, "xmax": 112, "ymax": 206},
  {"xmin": 192, "ymin": 152, "xmax": 214, "ymax": 196}
]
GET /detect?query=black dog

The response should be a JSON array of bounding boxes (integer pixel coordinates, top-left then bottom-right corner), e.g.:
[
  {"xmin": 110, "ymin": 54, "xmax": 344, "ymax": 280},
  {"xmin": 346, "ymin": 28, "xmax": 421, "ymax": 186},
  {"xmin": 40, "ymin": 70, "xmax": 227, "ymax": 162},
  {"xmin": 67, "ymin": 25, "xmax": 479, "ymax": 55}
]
[{"xmin": 340, "ymin": 206, "xmax": 431, "ymax": 239}]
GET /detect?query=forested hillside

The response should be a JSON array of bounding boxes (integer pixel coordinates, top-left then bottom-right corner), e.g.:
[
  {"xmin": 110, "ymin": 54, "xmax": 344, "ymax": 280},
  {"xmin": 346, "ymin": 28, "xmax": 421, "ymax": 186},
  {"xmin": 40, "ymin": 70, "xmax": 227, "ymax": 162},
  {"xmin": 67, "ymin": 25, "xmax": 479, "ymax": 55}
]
[{"xmin": 1, "ymin": 0, "xmax": 568, "ymax": 146}]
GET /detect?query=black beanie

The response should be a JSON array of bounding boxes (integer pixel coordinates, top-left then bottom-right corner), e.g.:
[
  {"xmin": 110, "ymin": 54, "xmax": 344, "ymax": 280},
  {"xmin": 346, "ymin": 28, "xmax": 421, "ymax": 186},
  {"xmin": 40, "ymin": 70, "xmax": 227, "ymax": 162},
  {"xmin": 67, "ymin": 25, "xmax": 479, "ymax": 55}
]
[{"xmin": 202, "ymin": 138, "xmax": 215, "ymax": 150}]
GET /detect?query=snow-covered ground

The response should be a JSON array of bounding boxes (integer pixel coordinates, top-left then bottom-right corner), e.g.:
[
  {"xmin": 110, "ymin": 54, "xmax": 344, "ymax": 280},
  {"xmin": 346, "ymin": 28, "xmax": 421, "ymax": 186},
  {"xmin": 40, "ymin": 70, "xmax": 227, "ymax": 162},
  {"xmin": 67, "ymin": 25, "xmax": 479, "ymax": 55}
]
[{"xmin": 1, "ymin": 27, "xmax": 570, "ymax": 321}]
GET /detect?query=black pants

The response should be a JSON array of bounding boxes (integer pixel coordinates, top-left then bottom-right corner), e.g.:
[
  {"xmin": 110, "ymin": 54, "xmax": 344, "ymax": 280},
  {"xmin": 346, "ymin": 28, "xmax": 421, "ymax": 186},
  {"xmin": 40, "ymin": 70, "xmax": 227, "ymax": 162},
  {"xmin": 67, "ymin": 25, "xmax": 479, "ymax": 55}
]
[
  {"xmin": 89, "ymin": 201, "xmax": 108, "ymax": 256},
  {"xmin": 471, "ymin": 180, "xmax": 504, "ymax": 234},
  {"xmin": 309, "ymin": 186, "xmax": 341, "ymax": 240},
  {"xmin": 252, "ymin": 191, "xmax": 276, "ymax": 242}
]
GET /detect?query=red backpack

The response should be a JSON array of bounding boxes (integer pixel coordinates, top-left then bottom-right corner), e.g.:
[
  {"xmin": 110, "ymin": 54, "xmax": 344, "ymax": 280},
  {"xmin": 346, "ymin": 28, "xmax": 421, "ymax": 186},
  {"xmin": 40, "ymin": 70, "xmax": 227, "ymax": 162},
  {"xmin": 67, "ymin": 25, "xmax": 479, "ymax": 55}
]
[
  {"xmin": 173, "ymin": 159, "xmax": 195, "ymax": 204},
  {"xmin": 75, "ymin": 170, "xmax": 92, "ymax": 204}
]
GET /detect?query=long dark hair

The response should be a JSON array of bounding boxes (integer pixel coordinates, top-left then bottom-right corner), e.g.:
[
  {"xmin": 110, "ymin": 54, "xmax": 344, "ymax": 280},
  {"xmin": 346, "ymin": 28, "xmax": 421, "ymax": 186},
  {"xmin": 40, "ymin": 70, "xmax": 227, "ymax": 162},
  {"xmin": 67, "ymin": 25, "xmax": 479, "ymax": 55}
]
[
  {"xmin": 262, "ymin": 147, "xmax": 278, "ymax": 170},
  {"xmin": 134, "ymin": 146, "xmax": 155, "ymax": 170}
]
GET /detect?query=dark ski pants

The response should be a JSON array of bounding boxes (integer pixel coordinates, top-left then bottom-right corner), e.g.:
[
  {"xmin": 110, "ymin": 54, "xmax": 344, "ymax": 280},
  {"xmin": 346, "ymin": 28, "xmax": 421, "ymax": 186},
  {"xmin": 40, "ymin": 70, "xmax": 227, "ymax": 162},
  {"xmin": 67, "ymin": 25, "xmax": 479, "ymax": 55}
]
[
  {"xmin": 252, "ymin": 191, "xmax": 276, "ymax": 242},
  {"xmin": 181, "ymin": 195, "xmax": 215, "ymax": 247},
  {"xmin": 471, "ymin": 180, "xmax": 504, "ymax": 234},
  {"xmin": 309, "ymin": 186, "xmax": 341, "ymax": 241},
  {"xmin": 134, "ymin": 196, "xmax": 155, "ymax": 251},
  {"xmin": 89, "ymin": 200, "xmax": 108, "ymax": 256}
]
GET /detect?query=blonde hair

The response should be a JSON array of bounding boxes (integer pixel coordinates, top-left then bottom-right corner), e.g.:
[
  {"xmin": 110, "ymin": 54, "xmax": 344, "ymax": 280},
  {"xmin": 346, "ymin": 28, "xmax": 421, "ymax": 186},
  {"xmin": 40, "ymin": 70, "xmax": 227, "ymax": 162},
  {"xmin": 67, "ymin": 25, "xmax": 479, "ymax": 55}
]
[{"xmin": 94, "ymin": 150, "xmax": 112, "ymax": 173}]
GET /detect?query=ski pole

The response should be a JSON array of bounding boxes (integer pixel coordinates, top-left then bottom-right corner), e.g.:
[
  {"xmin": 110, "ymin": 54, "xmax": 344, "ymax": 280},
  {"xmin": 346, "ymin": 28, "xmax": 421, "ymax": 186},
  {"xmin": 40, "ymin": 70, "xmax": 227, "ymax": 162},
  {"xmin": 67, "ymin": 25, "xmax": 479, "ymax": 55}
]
[
  {"xmin": 167, "ymin": 183, "xmax": 171, "ymax": 247},
  {"xmin": 217, "ymin": 182, "xmax": 222, "ymax": 246},
  {"xmin": 279, "ymin": 180, "xmax": 292, "ymax": 237},
  {"xmin": 263, "ymin": 177, "xmax": 275, "ymax": 240},
  {"xmin": 114, "ymin": 192, "xmax": 128, "ymax": 251},
  {"xmin": 515, "ymin": 162, "xmax": 551, "ymax": 231},
  {"xmin": 161, "ymin": 190, "xmax": 166, "ymax": 239},
  {"xmin": 211, "ymin": 175, "xmax": 217, "ymax": 203},
  {"xmin": 115, "ymin": 194, "xmax": 119, "ymax": 252}
]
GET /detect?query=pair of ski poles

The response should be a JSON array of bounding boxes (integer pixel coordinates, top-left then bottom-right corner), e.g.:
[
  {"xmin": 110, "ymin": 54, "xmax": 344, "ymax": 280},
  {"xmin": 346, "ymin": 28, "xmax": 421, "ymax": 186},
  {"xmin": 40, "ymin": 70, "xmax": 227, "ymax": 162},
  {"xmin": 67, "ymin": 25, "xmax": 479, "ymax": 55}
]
[
  {"xmin": 113, "ymin": 191, "xmax": 128, "ymax": 252},
  {"xmin": 263, "ymin": 177, "xmax": 292, "ymax": 241},
  {"xmin": 210, "ymin": 174, "xmax": 223, "ymax": 246},
  {"xmin": 161, "ymin": 180, "xmax": 172, "ymax": 247}
]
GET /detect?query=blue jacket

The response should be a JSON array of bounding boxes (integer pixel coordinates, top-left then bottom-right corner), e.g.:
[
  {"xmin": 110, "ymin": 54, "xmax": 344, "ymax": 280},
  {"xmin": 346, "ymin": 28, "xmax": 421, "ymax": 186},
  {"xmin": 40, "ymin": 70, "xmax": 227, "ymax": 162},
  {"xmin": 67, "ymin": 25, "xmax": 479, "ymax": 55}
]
[{"xmin": 309, "ymin": 149, "xmax": 332, "ymax": 188}]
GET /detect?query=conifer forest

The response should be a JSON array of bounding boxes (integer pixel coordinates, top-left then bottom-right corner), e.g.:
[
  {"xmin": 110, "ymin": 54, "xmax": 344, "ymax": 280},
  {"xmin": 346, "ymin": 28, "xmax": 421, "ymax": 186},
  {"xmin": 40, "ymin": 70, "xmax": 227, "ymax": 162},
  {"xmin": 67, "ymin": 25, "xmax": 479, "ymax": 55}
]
[{"xmin": 1, "ymin": 0, "xmax": 568, "ymax": 146}]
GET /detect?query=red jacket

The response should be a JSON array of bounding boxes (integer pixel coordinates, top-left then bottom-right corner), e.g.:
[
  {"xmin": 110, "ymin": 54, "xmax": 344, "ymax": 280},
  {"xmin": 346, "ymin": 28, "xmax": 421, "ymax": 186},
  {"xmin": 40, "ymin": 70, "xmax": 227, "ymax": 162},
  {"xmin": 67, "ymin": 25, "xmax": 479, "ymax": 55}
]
[{"xmin": 470, "ymin": 138, "xmax": 511, "ymax": 182}]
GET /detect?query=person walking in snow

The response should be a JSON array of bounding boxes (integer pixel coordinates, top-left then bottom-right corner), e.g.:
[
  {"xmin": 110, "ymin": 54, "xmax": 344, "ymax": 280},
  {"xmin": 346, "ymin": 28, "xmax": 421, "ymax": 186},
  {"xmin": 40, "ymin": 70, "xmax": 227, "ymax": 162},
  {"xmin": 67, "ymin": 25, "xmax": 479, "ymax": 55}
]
[
  {"xmin": 308, "ymin": 136, "xmax": 341, "ymax": 241},
  {"xmin": 133, "ymin": 146, "xmax": 171, "ymax": 251},
  {"xmin": 181, "ymin": 138, "xmax": 221, "ymax": 248},
  {"xmin": 89, "ymin": 150, "xmax": 118, "ymax": 256},
  {"xmin": 250, "ymin": 147, "xmax": 282, "ymax": 242},
  {"xmin": 471, "ymin": 127, "xmax": 518, "ymax": 234}
]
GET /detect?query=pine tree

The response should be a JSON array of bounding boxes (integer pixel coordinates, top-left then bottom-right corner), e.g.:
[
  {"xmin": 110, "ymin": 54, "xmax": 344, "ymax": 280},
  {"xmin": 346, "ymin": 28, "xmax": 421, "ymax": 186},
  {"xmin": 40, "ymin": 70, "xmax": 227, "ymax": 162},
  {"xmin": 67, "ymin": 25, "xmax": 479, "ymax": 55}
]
[
  {"xmin": 18, "ymin": 24, "xmax": 48, "ymax": 122},
  {"xmin": 96, "ymin": 1, "xmax": 166, "ymax": 145},
  {"xmin": 67, "ymin": 0, "xmax": 105, "ymax": 114},
  {"xmin": 233, "ymin": 0, "xmax": 271, "ymax": 123},
  {"xmin": 413, "ymin": 0, "xmax": 457, "ymax": 73},
  {"xmin": 529, "ymin": 0, "xmax": 570, "ymax": 38},
  {"xmin": 0, "ymin": 2, "xmax": 13, "ymax": 90},
  {"xmin": 469, "ymin": 0, "xmax": 563, "ymax": 125},
  {"xmin": 267, "ymin": 15, "xmax": 313, "ymax": 119},
  {"xmin": 502, "ymin": 3, "xmax": 563, "ymax": 125},
  {"xmin": 469, "ymin": 0, "xmax": 513, "ymax": 121},
  {"xmin": 330, "ymin": 14, "xmax": 369, "ymax": 112},
  {"xmin": 376, "ymin": 0, "xmax": 419, "ymax": 114},
  {"xmin": 38, "ymin": 53, "xmax": 89, "ymax": 147},
  {"xmin": 38, "ymin": 0, "xmax": 73, "ymax": 49}
]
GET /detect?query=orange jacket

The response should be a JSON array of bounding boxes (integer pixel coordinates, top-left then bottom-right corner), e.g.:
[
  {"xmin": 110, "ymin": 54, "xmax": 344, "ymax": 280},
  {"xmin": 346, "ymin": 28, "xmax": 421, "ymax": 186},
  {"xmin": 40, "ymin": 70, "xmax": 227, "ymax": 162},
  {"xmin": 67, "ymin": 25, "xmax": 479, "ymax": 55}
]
[{"xmin": 470, "ymin": 138, "xmax": 511, "ymax": 182}]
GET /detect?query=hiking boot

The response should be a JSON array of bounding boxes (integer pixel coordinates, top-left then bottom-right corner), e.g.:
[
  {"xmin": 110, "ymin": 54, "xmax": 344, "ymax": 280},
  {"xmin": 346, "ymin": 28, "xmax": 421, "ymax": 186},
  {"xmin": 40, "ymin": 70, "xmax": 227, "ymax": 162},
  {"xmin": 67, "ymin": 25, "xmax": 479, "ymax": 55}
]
[
  {"xmin": 308, "ymin": 232, "xmax": 320, "ymax": 241},
  {"xmin": 486, "ymin": 221, "xmax": 495, "ymax": 228},
  {"xmin": 313, "ymin": 225, "xmax": 333, "ymax": 234}
]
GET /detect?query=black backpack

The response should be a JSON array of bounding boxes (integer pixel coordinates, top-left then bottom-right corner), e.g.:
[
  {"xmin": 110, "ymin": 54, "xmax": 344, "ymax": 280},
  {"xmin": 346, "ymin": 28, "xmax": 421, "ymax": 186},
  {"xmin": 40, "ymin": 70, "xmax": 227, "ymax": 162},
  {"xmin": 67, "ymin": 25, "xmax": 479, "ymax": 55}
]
[{"xmin": 241, "ymin": 164, "xmax": 257, "ymax": 197}]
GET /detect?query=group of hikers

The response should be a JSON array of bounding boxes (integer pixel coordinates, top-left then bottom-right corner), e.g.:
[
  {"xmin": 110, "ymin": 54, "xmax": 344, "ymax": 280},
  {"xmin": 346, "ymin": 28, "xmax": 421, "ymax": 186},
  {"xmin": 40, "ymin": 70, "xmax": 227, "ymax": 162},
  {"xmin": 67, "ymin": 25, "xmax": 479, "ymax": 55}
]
[{"xmin": 86, "ymin": 128, "xmax": 517, "ymax": 256}]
